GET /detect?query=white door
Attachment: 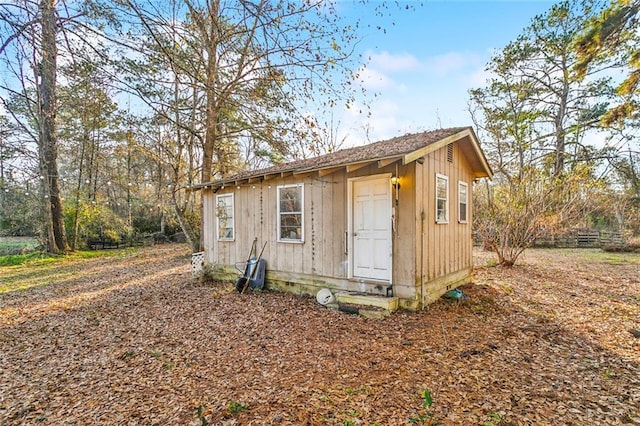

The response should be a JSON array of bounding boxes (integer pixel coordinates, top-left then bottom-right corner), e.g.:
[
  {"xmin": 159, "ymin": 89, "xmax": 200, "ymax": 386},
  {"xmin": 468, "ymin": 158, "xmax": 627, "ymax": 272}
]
[{"xmin": 352, "ymin": 177, "xmax": 392, "ymax": 281}]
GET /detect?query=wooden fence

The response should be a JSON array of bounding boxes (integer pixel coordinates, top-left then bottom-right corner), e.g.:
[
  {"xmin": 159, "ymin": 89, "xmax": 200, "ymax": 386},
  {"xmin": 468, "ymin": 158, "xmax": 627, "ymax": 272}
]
[{"xmin": 533, "ymin": 228, "xmax": 625, "ymax": 248}]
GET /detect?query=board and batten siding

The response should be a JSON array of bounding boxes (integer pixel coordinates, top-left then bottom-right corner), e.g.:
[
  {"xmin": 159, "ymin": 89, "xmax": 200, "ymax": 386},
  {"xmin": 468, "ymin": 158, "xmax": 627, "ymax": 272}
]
[
  {"xmin": 416, "ymin": 141, "xmax": 475, "ymax": 306},
  {"xmin": 389, "ymin": 162, "xmax": 417, "ymax": 301},
  {"xmin": 207, "ymin": 173, "xmax": 349, "ymax": 283}
]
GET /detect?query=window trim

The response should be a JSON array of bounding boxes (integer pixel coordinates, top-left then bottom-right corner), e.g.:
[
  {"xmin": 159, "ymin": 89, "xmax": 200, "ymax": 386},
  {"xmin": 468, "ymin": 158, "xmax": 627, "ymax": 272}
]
[
  {"xmin": 216, "ymin": 193, "xmax": 235, "ymax": 241},
  {"xmin": 277, "ymin": 183, "xmax": 304, "ymax": 243},
  {"xmin": 435, "ymin": 173, "xmax": 449, "ymax": 224},
  {"xmin": 458, "ymin": 181, "xmax": 468, "ymax": 224}
]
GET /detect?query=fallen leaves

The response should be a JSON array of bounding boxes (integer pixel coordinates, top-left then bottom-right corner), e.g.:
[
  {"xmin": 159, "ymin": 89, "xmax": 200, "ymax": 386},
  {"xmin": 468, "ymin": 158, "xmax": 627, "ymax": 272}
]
[{"xmin": 0, "ymin": 245, "xmax": 639, "ymax": 425}]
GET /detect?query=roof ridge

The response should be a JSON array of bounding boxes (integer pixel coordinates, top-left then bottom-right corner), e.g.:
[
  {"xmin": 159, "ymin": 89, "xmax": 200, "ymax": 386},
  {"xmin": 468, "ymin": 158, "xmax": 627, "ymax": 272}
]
[{"xmin": 205, "ymin": 127, "xmax": 470, "ymax": 185}]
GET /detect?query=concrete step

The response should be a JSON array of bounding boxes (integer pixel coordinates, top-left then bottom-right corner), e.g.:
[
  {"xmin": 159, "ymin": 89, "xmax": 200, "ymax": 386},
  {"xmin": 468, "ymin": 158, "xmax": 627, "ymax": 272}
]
[{"xmin": 334, "ymin": 292, "xmax": 399, "ymax": 312}]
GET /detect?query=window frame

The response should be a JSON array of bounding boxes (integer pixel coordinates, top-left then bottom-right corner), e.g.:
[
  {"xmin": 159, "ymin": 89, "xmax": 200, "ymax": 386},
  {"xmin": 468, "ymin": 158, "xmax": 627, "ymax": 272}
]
[
  {"xmin": 435, "ymin": 173, "xmax": 449, "ymax": 224},
  {"xmin": 458, "ymin": 181, "xmax": 468, "ymax": 223},
  {"xmin": 215, "ymin": 193, "xmax": 235, "ymax": 241},
  {"xmin": 277, "ymin": 183, "xmax": 304, "ymax": 243}
]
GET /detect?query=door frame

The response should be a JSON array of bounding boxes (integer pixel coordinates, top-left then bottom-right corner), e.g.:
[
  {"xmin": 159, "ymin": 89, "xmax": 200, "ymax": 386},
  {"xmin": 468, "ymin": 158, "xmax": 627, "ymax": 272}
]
[{"xmin": 346, "ymin": 173, "xmax": 393, "ymax": 281}]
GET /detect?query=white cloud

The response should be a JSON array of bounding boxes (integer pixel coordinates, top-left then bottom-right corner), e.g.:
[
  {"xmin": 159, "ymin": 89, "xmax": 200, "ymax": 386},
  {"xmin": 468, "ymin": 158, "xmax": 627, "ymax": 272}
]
[
  {"xmin": 341, "ymin": 48, "xmax": 494, "ymax": 143},
  {"xmin": 353, "ymin": 51, "xmax": 423, "ymax": 92},
  {"xmin": 357, "ymin": 49, "xmax": 487, "ymax": 93},
  {"xmin": 340, "ymin": 98, "xmax": 419, "ymax": 145},
  {"xmin": 355, "ymin": 65, "xmax": 398, "ymax": 91},
  {"xmin": 367, "ymin": 51, "xmax": 422, "ymax": 73}
]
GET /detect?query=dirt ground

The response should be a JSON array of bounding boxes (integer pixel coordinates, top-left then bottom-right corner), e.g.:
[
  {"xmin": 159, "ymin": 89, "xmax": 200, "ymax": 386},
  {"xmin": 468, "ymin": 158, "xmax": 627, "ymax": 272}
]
[{"xmin": 0, "ymin": 244, "xmax": 638, "ymax": 425}]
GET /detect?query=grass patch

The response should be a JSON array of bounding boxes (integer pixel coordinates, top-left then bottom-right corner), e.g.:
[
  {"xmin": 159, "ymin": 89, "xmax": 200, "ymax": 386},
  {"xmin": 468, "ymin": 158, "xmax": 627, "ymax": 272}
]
[
  {"xmin": 0, "ymin": 251, "xmax": 50, "ymax": 267},
  {"xmin": 0, "ymin": 247, "xmax": 138, "ymax": 294},
  {"xmin": 0, "ymin": 247, "xmax": 136, "ymax": 267},
  {"xmin": 0, "ymin": 237, "xmax": 40, "ymax": 256},
  {"xmin": 572, "ymin": 249, "xmax": 640, "ymax": 265}
]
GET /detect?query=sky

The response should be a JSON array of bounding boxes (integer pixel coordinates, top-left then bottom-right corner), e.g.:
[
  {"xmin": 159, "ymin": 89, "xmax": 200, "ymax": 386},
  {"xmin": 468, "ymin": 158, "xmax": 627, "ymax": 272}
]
[
  {"xmin": 0, "ymin": 0, "xmax": 558, "ymax": 150},
  {"xmin": 332, "ymin": 1, "xmax": 557, "ymax": 145}
]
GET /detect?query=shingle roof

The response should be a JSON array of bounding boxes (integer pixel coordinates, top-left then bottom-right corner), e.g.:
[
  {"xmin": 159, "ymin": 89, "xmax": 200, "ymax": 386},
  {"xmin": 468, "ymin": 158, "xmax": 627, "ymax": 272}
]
[{"xmin": 191, "ymin": 126, "xmax": 491, "ymax": 189}]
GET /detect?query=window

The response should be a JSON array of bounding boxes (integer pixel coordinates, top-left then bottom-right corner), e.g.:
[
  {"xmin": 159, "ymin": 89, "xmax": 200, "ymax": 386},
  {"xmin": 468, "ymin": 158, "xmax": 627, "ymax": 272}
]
[
  {"xmin": 458, "ymin": 181, "xmax": 468, "ymax": 223},
  {"xmin": 435, "ymin": 174, "xmax": 448, "ymax": 223},
  {"xmin": 216, "ymin": 193, "xmax": 234, "ymax": 240},
  {"xmin": 277, "ymin": 184, "xmax": 304, "ymax": 242}
]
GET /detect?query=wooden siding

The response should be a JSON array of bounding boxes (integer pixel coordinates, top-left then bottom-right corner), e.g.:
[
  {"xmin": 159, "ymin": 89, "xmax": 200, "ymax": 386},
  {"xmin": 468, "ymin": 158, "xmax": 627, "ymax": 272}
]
[
  {"xmin": 391, "ymin": 163, "xmax": 417, "ymax": 300},
  {"xmin": 416, "ymin": 141, "xmax": 474, "ymax": 306},
  {"xmin": 209, "ymin": 172, "xmax": 350, "ymax": 284}
]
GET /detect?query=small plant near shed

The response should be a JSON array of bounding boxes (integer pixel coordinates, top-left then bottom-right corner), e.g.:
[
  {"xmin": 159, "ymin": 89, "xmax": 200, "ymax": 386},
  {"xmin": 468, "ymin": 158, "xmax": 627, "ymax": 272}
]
[
  {"xmin": 340, "ymin": 409, "xmax": 362, "ymax": 424},
  {"xmin": 196, "ymin": 405, "xmax": 208, "ymax": 426},
  {"xmin": 483, "ymin": 412, "xmax": 505, "ymax": 425},
  {"xmin": 484, "ymin": 411, "xmax": 518, "ymax": 426},
  {"xmin": 602, "ymin": 368, "xmax": 614, "ymax": 379},
  {"xmin": 421, "ymin": 389, "xmax": 433, "ymax": 408},
  {"xmin": 409, "ymin": 413, "xmax": 431, "ymax": 425},
  {"xmin": 409, "ymin": 388, "xmax": 438, "ymax": 425},
  {"xmin": 344, "ymin": 385, "xmax": 370, "ymax": 395},
  {"xmin": 227, "ymin": 400, "xmax": 248, "ymax": 415},
  {"xmin": 118, "ymin": 350, "xmax": 136, "ymax": 360}
]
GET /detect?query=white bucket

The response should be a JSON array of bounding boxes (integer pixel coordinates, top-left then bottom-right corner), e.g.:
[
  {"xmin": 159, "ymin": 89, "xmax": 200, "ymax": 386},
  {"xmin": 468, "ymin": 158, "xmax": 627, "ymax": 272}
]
[{"xmin": 316, "ymin": 288, "xmax": 335, "ymax": 305}]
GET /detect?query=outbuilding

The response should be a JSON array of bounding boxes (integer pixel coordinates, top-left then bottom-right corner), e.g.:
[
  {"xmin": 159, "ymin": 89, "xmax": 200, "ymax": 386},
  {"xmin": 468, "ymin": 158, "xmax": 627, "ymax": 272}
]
[{"xmin": 194, "ymin": 127, "xmax": 492, "ymax": 310}]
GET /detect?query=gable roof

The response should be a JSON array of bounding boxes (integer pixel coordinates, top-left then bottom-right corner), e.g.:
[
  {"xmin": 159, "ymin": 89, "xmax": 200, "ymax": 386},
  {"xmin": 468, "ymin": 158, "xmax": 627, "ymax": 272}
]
[{"xmin": 190, "ymin": 126, "xmax": 492, "ymax": 190}]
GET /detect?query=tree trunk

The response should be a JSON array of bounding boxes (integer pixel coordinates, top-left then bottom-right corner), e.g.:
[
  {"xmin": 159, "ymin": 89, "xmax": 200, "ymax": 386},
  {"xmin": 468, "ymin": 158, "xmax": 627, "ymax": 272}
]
[
  {"xmin": 0, "ymin": 141, "xmax": 5, "ymax": 207},
  {"xmin": 171, "ymin": 192, "xmax": 199, "ymax": 252},
  {"xmin": 553, "ymin": 62, "xmax": 570, "ymax": 178},
  {"xmin": 127, "ymin": 129, "xmax": 133, "ymax": 227},
  {"xmin": 38, "ymin": 150, "xmax": 56, "ymax": 252},
  {"xmin": 200, "ymin": 0, "xmax": 219, "ymax": 185},
  {"xmin": 199, "ymin": 0, "xmax": 220, "ymax": 251},
  {"xmin": 70, "ymin": 129, "xmax": 89, "ymax": 251},
  {"xmin": 39, "ymin": 0, "xmax": 68, "ymax": 253}
]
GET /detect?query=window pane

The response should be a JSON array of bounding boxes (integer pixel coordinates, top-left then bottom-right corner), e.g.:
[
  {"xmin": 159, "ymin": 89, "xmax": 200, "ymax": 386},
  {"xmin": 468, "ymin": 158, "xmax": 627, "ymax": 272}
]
[
  {"xmin": 437, "ymin": 200, "xmax": 447, "ymax": 221},
  {"xmin": 280, "ymin": 187, "xmax": 301, "ymax": 212},
  {"xmin": 277, "ymin": 184, "xmax": 304, "ymax": 242},
  {"xmin": 436, "ymin": 175, "xmax": 448, "ymax": 223},
  {"xmin": 459, "ymin": 182, "xmax": 468, "ymax": 222},
  {"xmin": 220, "ymin": 226, "xmax": 233, "ymax": 239},
  {"xmin": 280, "ymin": 214, "xmax": 301, "ymax": 239},
  {"xmin": 437, "ymin": 180, "xmax": 447, "ymax": 198},
  {"xmin": 281, "ymin": 213, "xmax": 301, "ymax": 226},
  {"xmin": 459, "ymin": 203, "xmax": 467, "ymax": 222},
  {"xmin": 216, "ymin": 194, "xmax": 234, "ymax": 240}
]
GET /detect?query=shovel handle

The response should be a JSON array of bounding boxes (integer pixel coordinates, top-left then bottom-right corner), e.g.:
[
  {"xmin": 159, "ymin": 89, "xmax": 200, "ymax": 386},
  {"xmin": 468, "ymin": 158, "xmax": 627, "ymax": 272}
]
[{"xmin": 241, "ymin": 241, "xmax": 267, "ymax": 294}]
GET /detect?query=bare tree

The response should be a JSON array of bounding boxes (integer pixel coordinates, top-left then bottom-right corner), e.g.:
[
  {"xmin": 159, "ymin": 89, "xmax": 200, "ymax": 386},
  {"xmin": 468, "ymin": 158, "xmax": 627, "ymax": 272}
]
[
  {"xmin": 0, "ymin": 0, "xmax": 76, "ymax": 252},
  {"xmin": 107, "ymin": 0, "xmax": 387, "ymax": 249}
]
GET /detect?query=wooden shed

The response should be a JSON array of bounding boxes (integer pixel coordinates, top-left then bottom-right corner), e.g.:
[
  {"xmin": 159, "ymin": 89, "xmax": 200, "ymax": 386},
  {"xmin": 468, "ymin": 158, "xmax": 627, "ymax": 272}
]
[{"xmin": 193, "ymin": 127, "xmax": 492, "ymax": 310}]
